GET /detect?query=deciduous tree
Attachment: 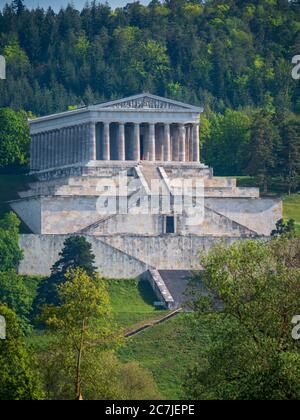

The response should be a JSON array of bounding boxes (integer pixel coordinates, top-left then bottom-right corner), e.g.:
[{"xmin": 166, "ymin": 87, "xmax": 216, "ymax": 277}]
[{"xmin": 185, "ymin": 236, "xmax": 300, "ymax": 400}]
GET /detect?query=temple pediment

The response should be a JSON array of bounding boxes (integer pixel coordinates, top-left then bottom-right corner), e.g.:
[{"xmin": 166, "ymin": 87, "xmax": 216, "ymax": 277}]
[{"xmin": 94, "ymin": 93, "xmax": 203, "ymax": 112}]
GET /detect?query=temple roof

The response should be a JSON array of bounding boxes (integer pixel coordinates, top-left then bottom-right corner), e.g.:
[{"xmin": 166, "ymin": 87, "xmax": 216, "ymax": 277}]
[
  {"xmin": 91, "ymin": 93, "xmax": 203, "ymax": 112},
  {"xmin": 29, "ymin": 93, "xmax": 203, "ymax": 124}
]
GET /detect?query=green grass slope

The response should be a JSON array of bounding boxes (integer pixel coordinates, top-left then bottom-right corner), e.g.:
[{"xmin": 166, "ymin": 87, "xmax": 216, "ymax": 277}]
[
  {"xmin": 106, "ymin": 279, "xmax": 167, "ymax": 328},
  {"xmin": 118, "ymin": 313, "xmax": 205, "ymax": 400},
  {"xmin": 283, "ymin": 194, "xmax": 300, "ymax": 234}
]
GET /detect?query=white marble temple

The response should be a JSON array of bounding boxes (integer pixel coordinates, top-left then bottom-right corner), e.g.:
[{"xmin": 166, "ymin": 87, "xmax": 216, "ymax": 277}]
[{"xmin": 29, "ymin": 93, "xmax": 203, "ymax": 172}]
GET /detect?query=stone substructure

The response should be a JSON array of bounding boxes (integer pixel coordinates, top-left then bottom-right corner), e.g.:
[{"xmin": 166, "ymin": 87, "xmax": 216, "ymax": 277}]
[
  {"xmin": 10, "ymin": 94, "xmax": 282, "ymax": 308},
  {"xmin": 11, "ymin": 162, "xmax": 282, "ymax": 237},
  {"xmin": 12, "ymin": 161, "xmax": 282, "ymax": 308}
]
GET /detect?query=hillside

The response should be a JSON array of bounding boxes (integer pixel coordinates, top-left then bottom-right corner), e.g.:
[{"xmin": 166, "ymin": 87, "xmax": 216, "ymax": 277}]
[{"xmin": 0, "ymin": 0, "xmax": 298, "ymax": 116}]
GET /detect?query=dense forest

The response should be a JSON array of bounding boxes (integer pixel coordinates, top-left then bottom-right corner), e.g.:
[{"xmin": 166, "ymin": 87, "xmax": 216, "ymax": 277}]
[
  {"xmin": 0, "ymin": 0, "xmax": 299, "ymax": 186},
  {"xmin": 0, "ymin": 0, "xmax": 299, "ymax": 115}
]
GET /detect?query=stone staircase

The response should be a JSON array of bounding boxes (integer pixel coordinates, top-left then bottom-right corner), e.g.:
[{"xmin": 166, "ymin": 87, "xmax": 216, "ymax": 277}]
[
  {"xmin": 140, "ymin": 163, "xmax": 162, "ymax": 192},
  {"xmin": 158, "ymin": 270, "xmax": 194, "ymax": 309},
  {"xmin": 145, "ymin": 269, "xmax": 211, "ymax": 311}
]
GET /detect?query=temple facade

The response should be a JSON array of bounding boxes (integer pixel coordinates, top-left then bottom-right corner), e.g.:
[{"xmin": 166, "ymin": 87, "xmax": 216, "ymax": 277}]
[{"xmin": 30, "ymin": 93, "xmax": 202, "ymax": 172}]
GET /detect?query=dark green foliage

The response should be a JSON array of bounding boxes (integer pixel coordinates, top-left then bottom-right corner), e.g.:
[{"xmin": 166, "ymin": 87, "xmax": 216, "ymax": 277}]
[
  {"xmin": 0, "ymin": 270, "xmax": 33, "ymax": 333},
  {"xmin": 271, "ymin": 218, "xmax": 295, "ymax": 237},
  {"xmin": 185, "ymin": 237, "xmax": 300, "ymax": 400},
  {"xmin": 277, "ymin": 113, "xmax": 300, "ymax": 195},
  {"xmin": 242, "ymin": 110, "xmax": 280, "ymax": 193},
  {"xmin": 0, "ymin": 0, "xmax": 298, "ymax": 116},
  {"xmin": 51, "ymin": 236, "xmax": 96, "ymax": 277},
  {"xmin": 0, "ymin": 108, "xmax": 30, "ymax": 170},
  {"xmin": 0, "ymin": 304, "xmax": 43, "ymax": 400},
  {"xmin": 0, "ymin": 1, "xmax": 298, "ymax": 184},
  {"xmin": 202, "ymin": 109, "xmax": 251, "ymax": 176},
  {"xmin": 0, "ymin": 212, "xmax": 23, "ymax": 272},
  {"xmin": 34, "ymin": 236, "xmax": 97, "ymax": 310}
]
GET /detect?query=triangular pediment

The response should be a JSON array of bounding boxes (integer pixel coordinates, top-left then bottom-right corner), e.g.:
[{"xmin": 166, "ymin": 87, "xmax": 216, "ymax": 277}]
[{"xmin": 92, "ymin": 93, "xmax": 202, "ymax": 112}]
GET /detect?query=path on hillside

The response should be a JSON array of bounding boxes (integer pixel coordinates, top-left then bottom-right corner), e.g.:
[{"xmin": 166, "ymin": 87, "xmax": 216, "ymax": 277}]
[{"xmin": 124, "ymin": 308, "xmax": 183, "ymax": 338}]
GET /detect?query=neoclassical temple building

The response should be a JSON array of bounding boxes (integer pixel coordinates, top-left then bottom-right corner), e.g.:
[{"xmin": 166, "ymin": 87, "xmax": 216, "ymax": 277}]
[
  {"xmin": 11, "ymin": 94, "xmax": 282, "ymax": 309},
  {"xmin": 30, "ymin": 93, "xmax": 202, "ymax": 171}
]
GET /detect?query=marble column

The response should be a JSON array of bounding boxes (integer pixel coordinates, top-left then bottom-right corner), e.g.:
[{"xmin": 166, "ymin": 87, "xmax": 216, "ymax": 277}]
[
  {"xmin": 61, "ymin": 128, "xmax": 66, "ymax": 166},
  {"xmin": 81, "ymin": 124, "xmax": 86, "ymax": 162},
  {"xmin": 118, "ymin": 123, "xmax": 125, "ymax": 161},
  {"xmin": 79, "ymin": 125, "xmax": 83, "ymax": 162},
  {"xmin": 54, "ymin": 130, "xmax": 60, "ymax": 168},
  {"xmin": 34, "ymin": 134, "xmax": 39, "ymax": 170},
  {"xmin": 192, "ymin": 123, "xmax": 200, "ymax": 162},
  {"xmin": 72, "ymin": 126, "xmax": 77, "ymax": 164},
  {"xmin": 36, "ymin": 134, "xmax": 40, "ymax": 170},
  {"xmin": 133, "ymin": 123, "xmax": 140, "ymax": 161},
  {"xmin": 68, "ymin": 127, "xmax": 73, "ymax": 164},
  {"xmin": 40, "ymin": 133, "xmax": 46, "ymax": 170},
  {"xmin": 143, "ymin": 126, "xmax": 149, "ymax": 160},
  {"xmin": 188, "ymin": 125, "xmax": 193, "ymax": 163},
  {"xmin": 172, "ymin": 125, "xmax": 179, "ymax": 161},
  {"xmin": 30, "ymin": 135, "xmax": 35, "ymax": 170},
  {"xmin": 65, "ymin": 128, "xmax": 70, "ymax": 165},
  {"xmin": 163, "ymin": 123, "xmax": 171, "ymax": 162},
  {"xmin": 149, "ymin": 123, "xmax": 156, "ymax": 161},
  {"xmin": 156, "ymin": 125, "xmax": 164, "ymax": 161},
  {"xmin": 185, "ymin": 126, "xmax": 190, "ymax": 162},
  {"xmin": 88, "ymin": 122, "xmax": 96, "ymax": 161},
  {"xmin": 179, "ymin": 123, "xmax": 186, "ymax": 162},
  {"xmin": 83, "ymin": 123, "xmax": 89, "ymax": 161},
  {"xmin": 103, "ymin": 122, "xmax": 110, "ymax": 161},
  {"xmin": 49, "ymin": 131, "xmax": 54, "ymax": 168}
]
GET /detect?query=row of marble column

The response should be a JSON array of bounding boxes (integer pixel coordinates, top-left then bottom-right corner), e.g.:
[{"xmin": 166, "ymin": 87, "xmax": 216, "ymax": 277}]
[
  {"xmin": 31, "ymin": 123, "xmax": 95, "ymax": 170},
  {"xmin": 97, "ymin": 122, "xmax": 200, "ymax": 163},
  {"xmin": 30, "ymin": 121, "xmax": 200, "ymax": 171}
]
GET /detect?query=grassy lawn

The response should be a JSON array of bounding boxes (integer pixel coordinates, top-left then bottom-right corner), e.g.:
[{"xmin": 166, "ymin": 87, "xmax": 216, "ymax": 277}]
[
  {"xmin": 283, "ymin": 194, "xmax": 300, "ymax": 234},
  {"xmin": 118, "ymin": 313, "xmax": 206, "ymax": 400},
  {"xmin": 4, "ymin": 174, "xmax": 299, "ymax": 399},
  {"xmin": 105, "ymin": 279, "xmax": 168, "ymax": 329},
  {"xmin": 26, "ymin": 277, "xmax": 194, "ymax": 399},
  {"xmin": 27, "ymin": 278, "xmax": 168, "ymax": 349}
]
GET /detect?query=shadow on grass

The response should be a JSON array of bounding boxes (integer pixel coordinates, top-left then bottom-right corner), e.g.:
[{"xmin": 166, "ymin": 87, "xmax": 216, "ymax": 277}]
[{"xmin": 138, "ymin": 280, "xmax": 162, "ymax": 310}]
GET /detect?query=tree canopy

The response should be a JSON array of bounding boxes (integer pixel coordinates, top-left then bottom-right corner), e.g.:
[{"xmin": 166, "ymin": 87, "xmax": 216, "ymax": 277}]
[
  {"xmin": 185, "ymin": 236, "xmax": 300, "ymax": 400},
  {"xmin": 0, "ymin": 108, "xmax": 30, "ymax": 170},
  {"xmin": 0, "ymin": 212, "xmax": 23, "ymax": 272},
  {"xmin": 0, "ymin": 304, "xmax": 43, "ymax": 400},
  {"xmin": 33, "ymin": 236, "xmax": 97, "ymax": 310},
  {"xmin": 0, "ymin": 0, "xmax": 298, "ymax": 115}
]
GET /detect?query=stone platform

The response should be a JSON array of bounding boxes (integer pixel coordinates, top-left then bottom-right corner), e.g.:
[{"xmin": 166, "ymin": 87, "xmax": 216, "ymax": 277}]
[{"xmin": 10, "ymin": 161, "xmax": 282, "ymax": 237}]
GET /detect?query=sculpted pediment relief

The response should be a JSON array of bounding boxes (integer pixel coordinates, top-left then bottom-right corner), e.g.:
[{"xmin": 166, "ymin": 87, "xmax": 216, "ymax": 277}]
[
  {"xmin": 94, "ymin": 93, "xmax": 202, "ymax": 112},
  {"xmin": 104, "ymin": 96, "xmax": 186, "ymax": 110}
]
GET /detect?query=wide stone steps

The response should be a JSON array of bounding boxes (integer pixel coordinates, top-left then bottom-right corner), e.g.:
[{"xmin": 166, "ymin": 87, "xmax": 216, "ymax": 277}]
[{"xmin": 140, "ymin": 164, "xmax": 162, "ymax": 191}]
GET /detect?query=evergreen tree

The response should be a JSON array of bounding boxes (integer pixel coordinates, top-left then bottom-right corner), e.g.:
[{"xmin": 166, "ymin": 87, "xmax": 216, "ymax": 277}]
[
  {"xmin": 242, "ymin": 110, "xmax": 279, "ymax": 193},
  {"xmin": 0, "ymin": 0, "xmax": 298, "ymax": 116},
  {"xmin": 278, "ymin": 114, "xmax": 300, "ymax": 195},
  {"xmin": 33, "ymin": 236, "xmax": 97, "ymax": 310}
]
